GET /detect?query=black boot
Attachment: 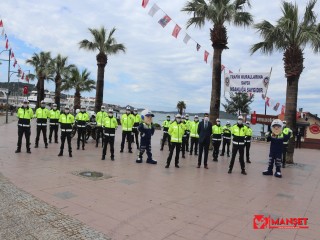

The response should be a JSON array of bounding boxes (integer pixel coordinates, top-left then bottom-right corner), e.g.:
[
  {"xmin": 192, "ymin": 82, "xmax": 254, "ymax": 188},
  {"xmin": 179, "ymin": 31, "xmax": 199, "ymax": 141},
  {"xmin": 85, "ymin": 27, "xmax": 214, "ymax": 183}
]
[
  {"xmin": 58, "ymin": 150, "xmax": 63, "ymax": 156},
  {"xmin": 27, "ymin": 149, "xmax": 31, "ymax": 154},
  {"xmin": 69, "ymin": 152, "xmax": 72, "ymax": 157},
  {"xmin": 15, "ymin": 149, "xmax": 21, "ymax": 153},
  {"xmin": 101, "ymin": 155, "xmax": 105, "ymax": 160}
]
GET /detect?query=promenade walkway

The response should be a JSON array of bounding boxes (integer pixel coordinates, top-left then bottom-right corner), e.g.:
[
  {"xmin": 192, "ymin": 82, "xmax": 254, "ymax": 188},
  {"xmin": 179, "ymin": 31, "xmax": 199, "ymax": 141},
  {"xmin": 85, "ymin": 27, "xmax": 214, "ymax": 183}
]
[{"xmin": 0, "ymin": 119, "xmax": 319, "ymax": 240}]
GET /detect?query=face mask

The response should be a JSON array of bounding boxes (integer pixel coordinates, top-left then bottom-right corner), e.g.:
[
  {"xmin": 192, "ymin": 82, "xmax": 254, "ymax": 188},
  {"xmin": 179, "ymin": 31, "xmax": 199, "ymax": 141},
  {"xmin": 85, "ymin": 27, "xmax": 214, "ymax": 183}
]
[
  {"xmin": 81, "ymin": 109, "xmax": 85, "ymax": 112},
  {"xmin": 195, "ymin": 119, "xmax": 199, "ymax": 122},
  {"xmin": 108, "ymin": 113, "xmax": 113, "ymax": 117},
  {"xmin": 101, "ymin": 109, "xmax": 105, "ymax": 112},
  {"xmin": 126, "ymin": 111, "xmax": 130, "ymax": 114},
  {"xmin": 237, "ymin": 120, "xmax": 243, "ymax": 125},
  {"xmin": 167, "ymin": 118, "xmax": 170, "ymax": 121},
  {"xmin": 134, "ymin": 111, "xmax": 137, "ymax": 115},
  {"xmin": 176, "ymin": 118, "xmax": 181, "ymax": 123},
  {"xmin": 41, "ymin": 104, "xmax": 45, "ymax": 108},
  {"xmin": 23, "ymin": 104, "xmax": 28, "ymax": 108},
  {"xmin": 65, "ymin": 110, "xmax": 70, "ymax": 114},
  {"xmin": 204, "ymin": 117, "xmax": 209, "ymax": 122},
  {"xmin": 186, "ymin": 117, "xmax": 189, "ymax": 120},
  {"xmin": 217, "ymin": 121, "xmax": 220, "ymax": 125},
  {"xmin": 53, "ymin": 107, "xmax": 57, "ymax": 110},
  {"xmin": 283, "ymin": 124, "xmax": 286, "ymax": 127}
]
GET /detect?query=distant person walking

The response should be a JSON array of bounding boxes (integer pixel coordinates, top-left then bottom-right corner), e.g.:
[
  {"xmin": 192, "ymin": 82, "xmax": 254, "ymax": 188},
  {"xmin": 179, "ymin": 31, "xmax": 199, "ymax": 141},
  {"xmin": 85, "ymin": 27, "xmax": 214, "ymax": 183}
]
[{"xmin": 197, "ymin": 113, "xmax": 212, "ymax": 169}]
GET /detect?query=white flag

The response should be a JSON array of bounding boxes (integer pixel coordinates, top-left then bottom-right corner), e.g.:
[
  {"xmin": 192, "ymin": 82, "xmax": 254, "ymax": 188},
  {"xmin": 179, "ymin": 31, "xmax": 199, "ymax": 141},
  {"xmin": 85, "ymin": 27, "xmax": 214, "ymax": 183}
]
[
  {"xmin": 148, "ymin": 4, "xmax": 160, "ymax": 17},
  {"xmin": 1, "ymin": 29, "xmax": 4, "ymax": 36},
  {"xmin": 183, "ymin": 34, "xmax": 191, "ymax": 44}
]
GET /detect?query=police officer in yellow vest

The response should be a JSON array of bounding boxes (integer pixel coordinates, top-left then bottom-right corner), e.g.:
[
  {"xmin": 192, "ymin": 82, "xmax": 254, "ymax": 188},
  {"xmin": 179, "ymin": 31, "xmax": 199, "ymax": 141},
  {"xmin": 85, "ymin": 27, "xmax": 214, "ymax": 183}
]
[
  {"xmin": 96, "ymin": 105, "xmax": 107, "ymax": 148},
  {"xmin": 245, "ymin": 121, "xmax": 253, "ymax": 163},
  {"xmin": 160, "ymin": 115, "xmax": 171, "ymax": 150},
  {"xmin": 49, "ymin": 103, "xmax": 60, "ymax": 144},
  {"xmin": 228, "ymin": 116, "xmax": 247, "ymax": 175},
  {"xmin": 75, "ymin": 106, "xmax": 90, "ymax": 150},
  {"xmin": 102, "ymin": 109, "xmax": 118, "ymax": 160},
  {"xmin": 212, "ymin": 118, "xmax": 223, "ymax": 161},
  {"xmin": 282, "ymin": 120, "xmax": 293, "ymax": 168},
  {"xmin": 132, "ymin": 108, "xmax": 142, "ymax": 149},
  {"xmin": 35, "ymin": 100, "xmax": 50, "ymax": 148},
  {"xmin": 181, "ymin": 115, "xmax": 189, "ymax": 158},
  {"xmin": 120, "ymin": 106, "xmax": 134, "ymax": 153},
  {"xmin": 58, "ymin": 106, "xmax": 74, "ymax": 157},
  {"xmin": 15, "ymin": 99, "xmax": 34, "ymax": 153},
  {"xmin": 166, "ymin": 114, "xmax": 185, "ymax": 168},
  {"xmin": 220, "ymin": 121, "xmax": 232, "ymax": 157},
  {"xmin": 185, "ymin": 114, "xmax": 191, "ymax": 152},
  {"xmin": 189, "ymin": 115, "xmax": 199, "ymax": 155}
]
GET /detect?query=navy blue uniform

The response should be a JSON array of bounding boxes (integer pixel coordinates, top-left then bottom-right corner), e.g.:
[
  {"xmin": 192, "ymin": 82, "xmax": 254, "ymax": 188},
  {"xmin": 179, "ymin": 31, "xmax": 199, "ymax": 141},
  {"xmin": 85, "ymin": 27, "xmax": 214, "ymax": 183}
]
[{"xmin": 137, "ymin": 123, "xmax": 155, "ymax": 162}]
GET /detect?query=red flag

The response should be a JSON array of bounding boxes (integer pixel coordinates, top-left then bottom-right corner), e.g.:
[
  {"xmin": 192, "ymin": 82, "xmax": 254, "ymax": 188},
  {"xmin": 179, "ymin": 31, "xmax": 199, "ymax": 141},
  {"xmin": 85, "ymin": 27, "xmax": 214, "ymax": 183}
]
[
  {"xmin": 13, "ymin": 59, "xmax": 17, "ymax": 68},
  {"xmin": 23, "ymin": 86, "xmax": 28, "ymax": 95},
  {"xmin": 21, "ymin": 72, "xmax": 25, "ymax": 80},
  {"xmin": 142, "ymin": 0, "xmax": 149, "ymax": 8},
  {"xmin": 221, "ymin": 65, "xmax": 225, "ymax": 71},
  {"xmin": 229, "ymin": 70, "xmax": 233, "ymax": 73},
  {"xmin": 11, "ymin": 51, "xmax": 14, "ymax": 58},
  {"xmin": 5, "ymin": 39, "xmax": 8, "ymax": 49},
  {"xmin": 266, "ymin": 97, "xmax": 270, "ymax": 107},
  {"xmin": 158, "ymin": 15, "xmax": 171, "ymax": 28},
  {"xmin": 281, "ymin": 105, "xmax": 285, "ymax": 114},
  {"xmin": 0, "ymin": 20, "xmax": 3, "ymax": 27},
  {"xmin": 172, "ymin": 24, "xmax": 181, "ymax": 38},
  {"xmin": 204, "ymin": 51, "xmax": 209, "ymax": 63}
]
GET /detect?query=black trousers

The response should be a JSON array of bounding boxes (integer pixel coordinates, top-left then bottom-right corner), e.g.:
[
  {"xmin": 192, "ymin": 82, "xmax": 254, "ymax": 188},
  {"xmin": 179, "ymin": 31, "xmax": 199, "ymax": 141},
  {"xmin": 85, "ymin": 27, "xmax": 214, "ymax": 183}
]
[
  {"xmin": 185, "ymin": 131, "xmax": 190, "ymax": 151},
  {"xmin": 296, "ymin": 137, "xmax": 301, "ymax": 148},
  {"xmin": 132, "ymin": 127, "xmax": 139, "ymax": 148},
  {"xmin": 60, "ymin": 132, "xmax": 72, "ymax": 153},
  {"xmin": 167, "ymin": 142, "xmax": 181, "ymax": 166},
  {"xmin": 190, "ymin": 137, "xmax": 199, "ymax": 154},
  {"xmin": 35, "ymin": 125, "xmax": 48, "ymax": 145},
  {"xmin": 182, "ymin": 136, "xmax": 187, "ymax": 156},
  {"xmin": 282, "ymin": 144, "xmax": 288, "ymax": 165},
  {"xmin": 96, "ymin": 126, "xmax": 104, "ymax": 146},
  {"xmin": 198, "ymin": 141, "xmax": 209, "ymax": 166},
  {"xmin": 161, "ymin": 132, "xmax": 171, "ymax": 149},
  {"xmin": 245, "ymin": 142, "xmax": 251, "ymax": 161},
  {"xmin": 229, "ymin": 144, "xmax": 245, "ymax": 171},
  {"xmin": 102, "ymin": 136, "xmax": 115, "ymax": 157},
  {"xmin": 121, "ymin": 131, "xmax": 132, "ymax": 151},
  {"xmin": 77, "ymin": 127, "xmax": 86, "ymax": 148},
  {"xmin": 49, "ymin": 125, "xmax": 59, "ymax": 143},
  {"xmin": 17, "ymin": 126, "xmax": 31, "ymax": 150},
  {"xmin": 221, "ymin": 138, "xmax": 230, "ymax": 155},
  {"xmin": 268, "ymin": 153, "xmax": 282, "ymax": 172},
  {"xmin": 138, "ymin": 139, "xmax": 152, "ymax": 160},
  {"xmin": 212, "ymin": 140, "xmax": 222, "ymax": 159}
]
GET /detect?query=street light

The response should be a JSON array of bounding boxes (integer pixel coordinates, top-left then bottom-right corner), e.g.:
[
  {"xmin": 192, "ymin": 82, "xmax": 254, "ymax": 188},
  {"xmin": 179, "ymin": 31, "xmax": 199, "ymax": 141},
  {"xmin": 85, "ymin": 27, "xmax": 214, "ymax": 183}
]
[{"xmin": 5, "ymin": 70, "xmax": 21, "ymax": 123}]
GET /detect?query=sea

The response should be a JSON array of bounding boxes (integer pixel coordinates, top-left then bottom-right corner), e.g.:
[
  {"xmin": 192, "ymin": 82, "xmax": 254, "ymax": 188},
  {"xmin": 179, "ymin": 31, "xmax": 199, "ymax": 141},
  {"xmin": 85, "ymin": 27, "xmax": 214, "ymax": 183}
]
[{"xmin": 152, "ymin": 111, "xmax": 266, "ymax": 137}]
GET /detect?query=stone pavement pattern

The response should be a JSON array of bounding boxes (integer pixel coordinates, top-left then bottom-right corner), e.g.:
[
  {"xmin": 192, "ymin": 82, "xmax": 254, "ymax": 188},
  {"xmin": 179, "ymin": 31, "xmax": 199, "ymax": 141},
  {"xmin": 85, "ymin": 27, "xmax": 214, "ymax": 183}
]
[{"xmin": 0, "ymin": 119, "xmax": 320, "ymax": 240}]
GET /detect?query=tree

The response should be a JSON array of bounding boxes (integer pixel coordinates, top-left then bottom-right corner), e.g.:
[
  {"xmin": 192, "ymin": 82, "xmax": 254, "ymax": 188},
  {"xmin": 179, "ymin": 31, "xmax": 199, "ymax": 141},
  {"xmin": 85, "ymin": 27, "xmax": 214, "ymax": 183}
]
[
  {"xmin": 222, "ymin": 92, "xmax": 254, "ymax": 115},
  {"xmin": 176, "ymin": 101, "xmax": 186, "ymax": 115},
  {"xmin": 182, "ymin": 0, "xmax": 253, "ymax": 124},
  {"xmin": 79, "ymin": 26, "xmax": 126, "ymax": 113},
  {"xmin": 26, "ymin": 52, "xmax": 54, "ymax": 107},
  {"xmin": 52, "ymin": 54, "xmax": 75, "ymax": 109},
  {"xmin": 61, "ymin": 68, "xmax": 96, "ymax": 111},
  {"xmin": 250, "ymin": 0, "xmax": 320, "ymax": 163}
]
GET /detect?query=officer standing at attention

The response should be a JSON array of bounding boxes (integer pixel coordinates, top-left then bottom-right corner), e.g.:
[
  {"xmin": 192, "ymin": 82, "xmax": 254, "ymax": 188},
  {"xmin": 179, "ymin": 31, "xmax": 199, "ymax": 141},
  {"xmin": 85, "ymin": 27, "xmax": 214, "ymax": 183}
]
[
  {"xmin": 197, "ymin": 113, "xmax": 212, "ymax": 169},
  {"xmin": 102, "ymin": 109, "xmax": 118, "ymax": 160},
  {"xmin": 245, "ymin": 121, "xmax": 253, "ymax": 163},
  {"xmin": 75, "ymin": 106, "xmax": 90, "ymax": 150},
  {"xmin": 35, "ymin": 100, "xmax": 49, "ymax": 148},
  {"xmin": 282, "ymin": 120, "xmax": 293, "ymax": 168},
  {"xmin": 58, "ymin": 106, "xmax": 74, "ymax": 157},
  {"xmin": 189, "ymin": 115, "xmax": 199, "ymax": 155},
  {"xmin": 120, "ymin": 106, "xmax": 134, "ymax": 153},
  {"xmin": 15, "ymin": 99, "xmax": 33, "ymax": 153},
  {"xmin": 220, "ymin": 121, "xmax": 232, "ymax": 157},
  {"xmin": 166, "ymin": 114, "xmax": 185, "ymax": 168},
  {"xmin": 212, "ymin": 118, "xmax": 223, "ymax": 161},
  {"xmin": 132, "ymin": 108, "xmax": 141, "ymax": 149},
  {"xmin": 160, "ymin": 115, "xmax": 171, "ymax": 150},
  {"xmin": 96, "ymin": 105, "xmax": 107, "ymax": 148},
  {"xmin": 48, "ymin": 103, "xmax": 60, "ymax": 144},
  {"xmin": 184, "ymin": 114, "xmax": 191, "ymax": 152},
  {"xmin": 228, "ymin": 116, "xmax": 247, "ymax": 175},
  {"xmin": 181, "ymin": 115, "xmax": 188, "ymax": 158}
]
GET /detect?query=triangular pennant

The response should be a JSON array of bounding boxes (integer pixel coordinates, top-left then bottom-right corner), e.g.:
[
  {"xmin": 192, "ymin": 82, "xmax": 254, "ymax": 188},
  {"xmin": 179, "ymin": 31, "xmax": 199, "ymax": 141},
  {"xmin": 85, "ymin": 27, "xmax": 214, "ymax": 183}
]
[
  {"xmin": 11, "ymin": 51, "xmax": 14, "ymax": 58},
  {"xmin": 5, "ymin": 39, "xmax": 8, "ymax": 49}
]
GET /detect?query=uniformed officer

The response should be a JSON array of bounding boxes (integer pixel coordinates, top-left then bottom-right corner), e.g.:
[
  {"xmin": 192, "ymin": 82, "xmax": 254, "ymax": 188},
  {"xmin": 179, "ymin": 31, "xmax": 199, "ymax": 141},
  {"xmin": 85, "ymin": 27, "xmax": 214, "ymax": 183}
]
[
  {"xmin": 160, "ymin": 115, "xmax": 171, "ymax": 150},
  {"xmin": 102, "ymin": 109, "xmax": 118, "ymax": 160},
  {"xmin": 132, "ymin": 108, "xmax": 142, "ymax": 149},
  {"xmin": 48, "ymin": 103, "xmax": 60, "ymax": 143},
  {"xmin": 228, "ymin": 116, "xmax": 247, "ymax": 175},
  {"xmin": 212, "ymin": 118, "xmax": 223, "ymax": 161},
  {"xmin": 184, "ymin": 114, "xmax": 191, "ymax": 152},
  {"xmin": 245, "ymin": 121, "xmax": 253, "ymax": 163},
  {"xmin": 189, "ymin": 115, "xmax": 199, "ymax": 155},
  {"xmin": 181, "ymin": 115, "xmax": 189, "ymax": 158},
  {"xmin": 96, "ymin": 105, "xmax": 107, "ymax": 148},
  {"xmin": 15, "ymin": 99, "xmax": 33, "ymax": 153},
  {"xmin": 75, "ymin": 106, "xmax": 90, "ymax": 150},
  {"xmin": 220, "ymin": 121, "xmax": 232, "ymax": 157},
  {"xmin": 35, "ymin": 100, "xmax": 49, "ymax": 148},
  {"xmin": 58, "ymin": 106, "xmax": 74, "ymax": 157},
  {"xmin": 120, "ymin": 106, "xmax": 134, "ymax": 153},
  {"xmin": 282, "ymin": 120, "xmax": 293, "ymax": 168}
]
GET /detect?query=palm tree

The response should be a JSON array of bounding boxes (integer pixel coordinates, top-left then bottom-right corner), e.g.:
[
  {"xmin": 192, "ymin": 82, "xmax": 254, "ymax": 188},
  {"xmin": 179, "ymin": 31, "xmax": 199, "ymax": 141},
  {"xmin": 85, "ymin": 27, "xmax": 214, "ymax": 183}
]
[
  {"xmin": 52, "ymin": 54, "xmax": 75, "ymax": 109},
  {"xmin": 182, "ymin": 0, "xmax": 253, "ymax": 123},
  {"xmin": 61, "ymin": 68, "xmax": 95, "ymax": 111},
  {"xmin": 177, "ymin": 101, "xmax": 187, "ymax": 115},
  {"xmin": 222, "ymin": 92, "xmax": 254, "ymax": 115},
  {"xmin": 26, "ymin": 52, "xmax": 54, "ymax": 107},
  {"xmin": 79, "ymin": 26, "xmax": 126, "ymax": 113},
  {"xmin": 251, "ymin": 0, "xmax": 320, "ymax": 163}
]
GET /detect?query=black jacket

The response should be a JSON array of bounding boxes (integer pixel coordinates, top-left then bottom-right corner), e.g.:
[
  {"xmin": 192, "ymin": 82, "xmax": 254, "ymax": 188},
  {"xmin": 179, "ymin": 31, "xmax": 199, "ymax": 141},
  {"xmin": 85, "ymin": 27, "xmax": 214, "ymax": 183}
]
[{"xmin": 198, "ymin": 120, "xmax": 212, "ymax": 144}]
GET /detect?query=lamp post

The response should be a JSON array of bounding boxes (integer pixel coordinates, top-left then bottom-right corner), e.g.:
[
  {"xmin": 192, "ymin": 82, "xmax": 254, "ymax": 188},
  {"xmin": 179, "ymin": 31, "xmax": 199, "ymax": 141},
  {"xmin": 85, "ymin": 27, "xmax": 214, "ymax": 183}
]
[
  {"xmin": 5, "ymin": 71, "xmax": 21, "ymax": 123},
  {"xmin": 0, "ymin": 49, "xmax": 11, "ymax": 124}
]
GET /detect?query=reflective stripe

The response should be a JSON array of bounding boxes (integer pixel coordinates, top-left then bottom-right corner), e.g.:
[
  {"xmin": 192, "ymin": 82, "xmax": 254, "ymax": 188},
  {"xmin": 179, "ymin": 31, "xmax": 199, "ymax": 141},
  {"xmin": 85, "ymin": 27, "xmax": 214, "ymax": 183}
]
[
  {"xmin": 233, "ymin": 142, "xmax": 245, "ymax": 145},
  {"xmin": 163, "ymin": 131, "xmax": 168, "ymax": 133},
  {"xmin": 18, "ymin": 124, "xmax": 30, "ymax": 127},
  {"xmin": 50, "ymin": 123, "xmax": 59, "ymax": 125},
  {"xmin": 223, "ymin": 137, "xmax": 231, "ymax": 139},
  {"xmin": 133, "ymin": 127, "xmax": 138, "ymax": 129},
  {"xmin": 283, "ymin": 142, "xmax": 288, "ymax": 144},
  {"xmin": 103, "ymin": 133, "xmax": 115, "ymax": 136},
  {"xmin": 77, "ymin": 125, "xmax": 86, "ymax": 128},
  {"xmin": 212, "ymin": 138, "xmax": 222, "ymax": 141},
  {"xmin": 61, "ymin": 129, "xmax": 72, "ymax": 132},
  {"xmin": 37, "ymin": 123, "xmax": 47, "ymax": 126},
  {"xmin": 245, "ymin": 140, "xmax": 251, "ymax": 143}
]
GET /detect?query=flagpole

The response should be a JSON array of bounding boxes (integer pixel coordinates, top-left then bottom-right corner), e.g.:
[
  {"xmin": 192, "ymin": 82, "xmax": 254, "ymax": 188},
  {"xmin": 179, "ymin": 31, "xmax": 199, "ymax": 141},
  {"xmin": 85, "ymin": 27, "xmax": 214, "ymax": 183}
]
[{"xmin": 263, "ymin": 67, "xmax": 273, "ymax": 133}]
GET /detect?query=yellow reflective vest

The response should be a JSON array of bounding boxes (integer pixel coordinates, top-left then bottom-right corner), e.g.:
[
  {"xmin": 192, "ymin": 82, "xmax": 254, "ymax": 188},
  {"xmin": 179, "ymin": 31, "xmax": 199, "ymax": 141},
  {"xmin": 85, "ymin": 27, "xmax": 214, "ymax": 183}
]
[
  {"xmin": 168, "ymin": 121, "xmax": 185, "ymax": 143},
  {"xmin": 49, "ymin": 109, "xmax": 60, "ymax": 125},
  {"xmin": 121, "ymin": 113, "xmax": 134, "ymax": 131},
  {"xmin": 189, "ymin": 121, "xmax": 199, "ymax": 138},
  {"xmin": 17, "ymin": 107, "xmax": 34, "ymax": 127},
  {"xmin": 35, "ymin": 107, "xmax": 49, "ymax": 125},
  {"xmin": 96, "ymin": 111, "xmax": 108, "ymax": 126}
]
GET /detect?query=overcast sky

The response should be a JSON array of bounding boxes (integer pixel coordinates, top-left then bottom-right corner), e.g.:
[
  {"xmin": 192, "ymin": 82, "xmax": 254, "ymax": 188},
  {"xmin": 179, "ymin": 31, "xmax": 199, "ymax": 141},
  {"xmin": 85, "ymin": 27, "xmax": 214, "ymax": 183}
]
[{"xmin": 0, "ymin": 0, "xmax": 319, "ymax": 115}]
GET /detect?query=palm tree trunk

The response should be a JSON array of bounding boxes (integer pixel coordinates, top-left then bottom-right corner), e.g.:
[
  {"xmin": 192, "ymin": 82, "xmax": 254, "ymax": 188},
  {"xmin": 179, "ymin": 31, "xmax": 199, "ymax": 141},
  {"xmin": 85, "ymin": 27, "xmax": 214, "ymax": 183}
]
[
  {"xmin": 95, "ymin": 53, "xmax": 107, "ymax": 113},
  {"xmin": 37, "ymin": 77, "xmax": 45, "ymax": 108},
  {"xmin": 284, "ymin": 75, "xmax": 299, "ymax": 164},
  {"xmin": 54, "ymin": 76, "xmax": 62, "ymax": 109},
  {"xmin": 209, "ymin": 48, "xmax": 223, "ymax": 123},
  {"xmin": 74, "ymin": 90, "xmax": 81, "ymax": 112}
]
